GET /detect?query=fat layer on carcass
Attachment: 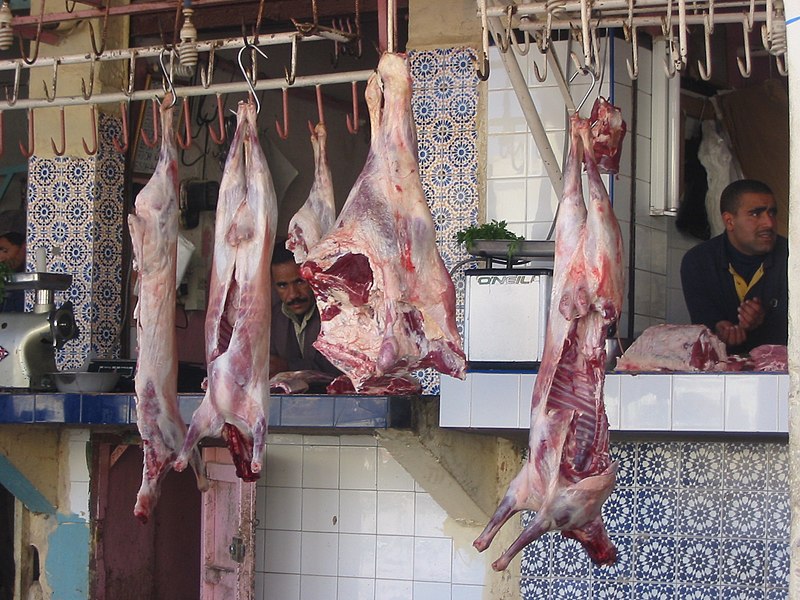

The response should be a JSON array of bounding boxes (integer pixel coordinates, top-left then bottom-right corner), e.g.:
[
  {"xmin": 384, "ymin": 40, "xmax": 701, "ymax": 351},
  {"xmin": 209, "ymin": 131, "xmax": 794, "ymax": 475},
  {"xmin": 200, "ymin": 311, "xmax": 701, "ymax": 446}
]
[
  {"xmin": 175, "ymin": 100, "xmax": 278, "ymax": 481},
  {"xmin": 129, "ymin": 96, "xmax": 207, "ymax": 522},
  {"xmin": 474, "ymin": 113, "xmax": 625, "ymax": 569},
  {"xmin": 301, "ymin": 53, "xmax": 466, "ymax": 393},
  {"xmin": 286, "ymin": 122, "xmax": 336, "ymax": 262}
]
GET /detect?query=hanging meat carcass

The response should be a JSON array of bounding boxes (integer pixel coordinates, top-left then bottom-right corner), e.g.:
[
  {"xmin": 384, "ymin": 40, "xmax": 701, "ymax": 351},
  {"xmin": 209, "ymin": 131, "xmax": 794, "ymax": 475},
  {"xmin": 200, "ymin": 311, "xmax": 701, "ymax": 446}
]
[
  {"xmin": 286, "ymin": 122, "xmax": 337, "ymax": 262},
  {"xmin": 474, "ymin": 112, "xmax": 625, "ymax": 569},
  {"xmin": 301, "ymin": 52, "xmax": 466, "ymax": 393},
  {"xmin": 174, "ymin": 99, "xmax": 278, "ymax": 481},
  {"xmin": 129, "ymin": 95, "xmax": 208, "ymax": 522}
]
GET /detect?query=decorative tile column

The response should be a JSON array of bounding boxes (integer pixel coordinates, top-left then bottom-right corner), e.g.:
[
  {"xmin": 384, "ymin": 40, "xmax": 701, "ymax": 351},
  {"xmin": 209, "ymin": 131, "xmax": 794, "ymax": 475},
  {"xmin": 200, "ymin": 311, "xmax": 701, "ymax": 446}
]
[
  {"xmin": 26, "ymin": 112, "xmax": 125, "ymax": 369},
  {"xmin": 409, "ymin": 48, "xmax": 480, "ymax": 395}
]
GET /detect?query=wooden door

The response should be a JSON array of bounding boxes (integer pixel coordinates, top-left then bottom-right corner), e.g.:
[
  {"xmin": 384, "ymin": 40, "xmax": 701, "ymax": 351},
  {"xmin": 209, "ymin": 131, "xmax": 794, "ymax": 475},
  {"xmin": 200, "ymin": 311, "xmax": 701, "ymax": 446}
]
[{"xmin": 201, "ymin": 447, "xmax": 256, "ymax": 600}]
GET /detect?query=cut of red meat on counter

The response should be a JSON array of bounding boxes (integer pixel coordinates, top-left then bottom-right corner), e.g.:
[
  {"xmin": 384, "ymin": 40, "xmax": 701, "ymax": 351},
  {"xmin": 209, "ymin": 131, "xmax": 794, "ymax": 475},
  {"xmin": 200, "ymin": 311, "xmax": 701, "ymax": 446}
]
[
  {"xmin": 615, "ymin": 324, "xmax": 728, "ymax": 372},
  {"xmin": 301, "ymin": 52, "xmax": 466, "ymax": 394},
  {"xmin": 747, "ymin": 344, "xmax": 788, "ymax": 371}
]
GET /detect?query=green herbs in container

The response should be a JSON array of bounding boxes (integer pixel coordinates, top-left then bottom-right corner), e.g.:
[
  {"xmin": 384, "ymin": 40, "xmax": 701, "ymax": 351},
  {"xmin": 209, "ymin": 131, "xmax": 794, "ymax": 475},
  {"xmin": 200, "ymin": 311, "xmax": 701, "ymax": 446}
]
[{"xmin": 455, "ymin": 220, "xmax": 524, "ymax": 260}]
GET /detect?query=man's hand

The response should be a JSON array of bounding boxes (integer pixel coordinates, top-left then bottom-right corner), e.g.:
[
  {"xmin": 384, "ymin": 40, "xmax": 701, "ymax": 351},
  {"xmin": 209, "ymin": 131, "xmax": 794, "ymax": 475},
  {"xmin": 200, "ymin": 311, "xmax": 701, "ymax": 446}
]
[
  {"xmin": 737, "ymin": 298, "xmax": 765, "ymax": 332},
  {"xmin": 714, "ymin": 320, "xmax": 747, "ymax": 347}
]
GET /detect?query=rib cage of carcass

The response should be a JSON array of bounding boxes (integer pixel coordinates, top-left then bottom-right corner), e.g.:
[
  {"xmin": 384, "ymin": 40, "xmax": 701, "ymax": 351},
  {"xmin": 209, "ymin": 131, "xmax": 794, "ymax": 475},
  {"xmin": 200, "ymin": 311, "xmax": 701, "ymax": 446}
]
[
  {"xmin": 474, "ymin": 108, "xmax": 626, "ymax": 570},
  {"xmin": 301, "ymin": 52, "xmax": 467, "ymax": 394}
]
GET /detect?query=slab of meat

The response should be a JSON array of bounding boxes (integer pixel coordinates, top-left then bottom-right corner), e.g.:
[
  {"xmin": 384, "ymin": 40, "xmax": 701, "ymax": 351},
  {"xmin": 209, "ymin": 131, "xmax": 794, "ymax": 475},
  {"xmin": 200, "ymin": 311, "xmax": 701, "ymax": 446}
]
[
  {"xmin": 746, "ymin": 344, "xmax": 788, "ymax": 371},
  {"xmin": 590, "ymin": 97, "xmax": 627, "ymax": 175},
  {"xmin": 269, "ymin": 370, "xmax": 334, "ymax": 394},
  {"xmin": 300, "ymin": 52, "xmax": 466, "ymax": 393},
  {"xmin": 175, "ymin": 100, "xmax": 278, "ymax": 481},
  {"xmin": 286, "ymin": 122, "xmax": 336, "ymax": 262},
  {"xmin": 615, "ymin": 324, "xmax": 728, "ymax": 372},
  {"xmin": 129, "ymin": 96, "xmax": 207, "ymax": 522},
  {"xmin": 474, "ymin": 113, "xmax": 624, "ymax": 569}
]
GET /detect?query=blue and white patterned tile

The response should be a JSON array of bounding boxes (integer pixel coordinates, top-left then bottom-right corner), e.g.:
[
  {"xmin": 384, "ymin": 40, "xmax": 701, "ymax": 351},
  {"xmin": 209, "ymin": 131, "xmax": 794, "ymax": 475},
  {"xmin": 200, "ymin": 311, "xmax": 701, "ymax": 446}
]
[
  {"xmin": 447, "ymin": 48, "xmax": 480, "ymax": 87},
  {"xmin": 591, "ymin": 580, "xmax": 632, "ymax": 599},
  {"xmin": 724, "ymin": 443, "xmax": 769, "ymax": 490},
  {"xmin": 633, "ymin": 535, "xmax": 676, "ymax": 581},
  {"xmin": 408, "ymin": 50, "xmax": 442, "ymax": 87},
  {"xmin": 676, "ymin": 584, "xmax": 721, "ymax": 599},
  {"xmin": 550, "ymin": 578, "xmax": 591, "ymax": 599},
  {"xmin": 632, "ymin": 582, "xmax": 674, "ymax": 599},
  {"xmin": 765, "ymin": 492, "xmax": 790, "ymax": 540},
  {"xmin": 447, "ymin": 90, "xmax": 479, "ymax": 126},
  {"xmin": 551, "ymin": 537, "xmax": 591, "ymax": 579},
  {"xmin": 602, "ymin": 486, "xmax": 635, "ymax": 533},
  {"xmin": 676, "ymin": 488, "xmax": 722, "ymax": 537},
  {"xmin": 636, "ymin": 442, "xmax": 680, "ymax": 488},
  {"xmin": 766, "ymin": 588, "xmax": 789, "ymax": 600},
  {"xmin": 720, "ymin": 490, "xmax": 767, "ymax": 538},
  {"xmin": 720, "ymin": 586, "xmax": 765, "ymax": 600},
  {"xmin": 719, "ymin": 539, "xmax": 766, "ymax": 587},
  {"xmin": 766, "ymin": 540, "xmax": 789, "ymax": 588},
  {"xmin": 766, "ymin": 443, "xmax": 789, "ymax": 491},
  {"xmin": 675, "ymin": 537, "xmax": 721, "ymax": 584},
  {"xmin": 520, "ymin": 533, "xmax": 552, "ymax": 578},
  {"xmin": 635, "ymin": 488, "xmax": 677, "ymax": 534},
  {"xmin": 610, "ymin": 442, "xmax": 637, "ymax": 487},
  {"xmin": 519, "ymin": 578, "xmax": 550, "ymax": 600},
  {"xmin": 680, "ymin": 441, "xmax": 724, "ymax": 488}
]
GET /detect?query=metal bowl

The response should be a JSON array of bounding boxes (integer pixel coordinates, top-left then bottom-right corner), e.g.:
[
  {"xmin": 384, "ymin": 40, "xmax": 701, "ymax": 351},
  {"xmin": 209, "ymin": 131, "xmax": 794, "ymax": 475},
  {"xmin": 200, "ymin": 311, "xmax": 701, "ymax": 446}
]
[{"xmin": 52, "ymin": 371, "xmax": 120, "ymax": 394}]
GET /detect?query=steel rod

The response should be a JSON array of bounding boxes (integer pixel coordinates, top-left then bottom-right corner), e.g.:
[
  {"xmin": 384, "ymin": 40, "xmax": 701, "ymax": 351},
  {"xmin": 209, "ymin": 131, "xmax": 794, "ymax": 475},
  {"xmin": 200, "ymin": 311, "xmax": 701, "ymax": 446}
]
[
  {"xmin": 484, "ymin": 0, "xmax": 767, "ymax": 19},
  {"xmin": 0, "ymin": 68, "xmax": 375, "ymax": 110},
  {"xmin": 516, "ymin": 9, "xmax": 770, "ymax": 30}
]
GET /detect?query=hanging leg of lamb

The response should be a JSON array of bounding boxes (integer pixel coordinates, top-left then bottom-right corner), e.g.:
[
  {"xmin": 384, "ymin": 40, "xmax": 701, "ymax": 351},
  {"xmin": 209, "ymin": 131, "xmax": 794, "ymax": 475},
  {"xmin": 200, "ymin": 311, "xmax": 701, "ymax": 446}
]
[
  {"xmin": 301, "ymin": 52, "xmax": 466, "ymax": 393},
  {"xmin": 474, "ymin": 113, "xmax": 624, "ymax": 569},
  {"xmin": 286, "ymin": 122, "xmax": 336, "ymax": 262},
  {"xmin": 129, "ymin": 95, "xmax": 208, "ymax": 522},
  {"xmin": 174, "ymin": 100, "xmax": 278, "ymax": 481}
]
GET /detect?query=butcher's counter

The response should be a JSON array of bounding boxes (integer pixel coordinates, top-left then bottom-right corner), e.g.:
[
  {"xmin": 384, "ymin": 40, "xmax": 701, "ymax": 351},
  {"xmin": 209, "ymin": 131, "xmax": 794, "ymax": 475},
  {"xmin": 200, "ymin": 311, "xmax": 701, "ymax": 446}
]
[
  {"xmin": 440, "ymin": 371, "xmax": 790, "ymax": 434},
  {"xmin": 0, "ymin": 392, "xmax": 413, "ymax": 429}
]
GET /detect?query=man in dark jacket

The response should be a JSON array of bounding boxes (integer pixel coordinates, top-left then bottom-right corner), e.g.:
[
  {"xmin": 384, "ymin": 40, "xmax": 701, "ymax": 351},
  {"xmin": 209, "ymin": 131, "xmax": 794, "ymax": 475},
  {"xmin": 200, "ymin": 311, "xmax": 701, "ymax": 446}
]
[
  {"xmin": 0, "ymin": 209, "xmax": 27, "ymax": 312},
  {"xmin": 680, "ymin": 179, "xmax": 787, "ymax": 353},
  {"xmin": 269, "ymin": 245, "xmax": 341, "ymax": 378}
]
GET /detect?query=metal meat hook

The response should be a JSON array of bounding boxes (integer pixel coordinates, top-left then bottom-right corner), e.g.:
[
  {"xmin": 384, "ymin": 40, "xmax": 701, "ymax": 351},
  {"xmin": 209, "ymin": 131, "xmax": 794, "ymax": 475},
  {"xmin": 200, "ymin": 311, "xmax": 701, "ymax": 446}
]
[{"xmin": 568, "ymin": 59, "xmax": 597, "ymax": 116}]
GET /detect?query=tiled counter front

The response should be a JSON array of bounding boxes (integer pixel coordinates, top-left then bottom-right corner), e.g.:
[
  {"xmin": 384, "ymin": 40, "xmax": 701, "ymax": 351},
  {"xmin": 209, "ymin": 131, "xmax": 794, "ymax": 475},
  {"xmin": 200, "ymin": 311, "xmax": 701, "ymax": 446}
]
[
  {"xmin": 440, "ymin": 372, "xmax": 790, "ymax": 433},
  {"xmin": 440, "ymin": 372, "xmax": 790, "ymax": 599}
]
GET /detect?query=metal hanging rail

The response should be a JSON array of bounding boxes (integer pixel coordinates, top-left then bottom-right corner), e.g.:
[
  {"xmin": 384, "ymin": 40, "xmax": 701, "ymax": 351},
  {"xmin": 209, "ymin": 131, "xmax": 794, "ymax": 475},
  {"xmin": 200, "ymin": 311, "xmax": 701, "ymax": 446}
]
[{"xmin": 1, "ymin": 68, "xmax": 375, "ymax": 110}]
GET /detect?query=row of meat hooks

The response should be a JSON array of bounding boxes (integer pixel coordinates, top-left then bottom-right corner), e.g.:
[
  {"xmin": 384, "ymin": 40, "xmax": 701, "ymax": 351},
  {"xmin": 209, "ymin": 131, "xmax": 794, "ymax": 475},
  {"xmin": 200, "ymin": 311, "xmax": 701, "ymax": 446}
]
[
  {"xmin": 0, "ymin": 0, "xmax": 377, "ymax": 155},
  {"xmin": 474, "ymin": 0, "xmax": 788, "ymax": 83},
  {"xmin": 2, "ymin": 39, "xmax": 368, "ymax": 159}
]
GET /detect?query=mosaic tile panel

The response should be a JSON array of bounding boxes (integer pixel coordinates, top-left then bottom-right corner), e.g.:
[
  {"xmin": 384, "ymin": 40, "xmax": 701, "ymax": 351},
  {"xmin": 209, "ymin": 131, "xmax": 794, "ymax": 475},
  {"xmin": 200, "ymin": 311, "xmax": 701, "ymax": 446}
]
[
  {"xmin": 409, "ymin": 48, "xmax": 480, "ymax": 395},
  {"xmin": 520, "ymin": 440, "xmax": 790, "ymax": 599},
  {"xmin": 26, "ymin": 113, "xmax": 125, "ymax": 369}
]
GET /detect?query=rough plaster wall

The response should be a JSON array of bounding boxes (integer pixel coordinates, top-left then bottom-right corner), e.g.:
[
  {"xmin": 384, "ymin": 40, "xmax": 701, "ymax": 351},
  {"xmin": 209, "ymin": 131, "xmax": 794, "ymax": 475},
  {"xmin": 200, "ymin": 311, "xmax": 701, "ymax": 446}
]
[
  {"xmin": 0, "ymin": 427, "xmax": 61, "ymax": 507},
  {"xmin": 407, "ymin": 0, "xmax": 481, "ymax": 50}
]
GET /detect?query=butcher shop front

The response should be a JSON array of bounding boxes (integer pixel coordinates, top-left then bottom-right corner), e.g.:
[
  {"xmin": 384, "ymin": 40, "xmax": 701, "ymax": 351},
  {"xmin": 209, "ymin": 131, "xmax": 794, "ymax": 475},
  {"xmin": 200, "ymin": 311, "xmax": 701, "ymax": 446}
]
[{"xmin": 0, "ymin": 1, "xmax": 797, "ymax": 599}]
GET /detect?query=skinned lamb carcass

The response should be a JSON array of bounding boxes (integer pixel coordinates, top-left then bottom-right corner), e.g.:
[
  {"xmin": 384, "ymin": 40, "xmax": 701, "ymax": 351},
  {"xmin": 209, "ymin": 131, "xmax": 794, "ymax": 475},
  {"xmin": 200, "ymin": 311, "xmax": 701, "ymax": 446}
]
[
  {"xmin": 175, "ymin": 100, "xmax": 278, "ymax": 481},
  {"xmin": 300, "ymin": 53, "xmax": 466, "ymax": 393},
  {"xmin": 474, "ymin": 113, "xmax": 624, "ymax": 569},
  {"xmin": 129, "ymin": 95, "xmax": 207, "ymax": 522},
  {"xmin": 286, "ymin": 122, "xmax": 337, "ymax": 262}
]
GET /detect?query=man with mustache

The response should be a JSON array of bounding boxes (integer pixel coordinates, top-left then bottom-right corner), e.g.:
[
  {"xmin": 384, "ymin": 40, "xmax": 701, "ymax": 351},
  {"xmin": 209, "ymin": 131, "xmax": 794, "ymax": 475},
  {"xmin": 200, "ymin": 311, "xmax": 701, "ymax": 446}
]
[
  {"xmin": 681, "ymin": 179, "xmax": 788, "ymax": 352},
  {"xmin": 269, "ymin": 244, "xmax": 341, "ymax": 377}
]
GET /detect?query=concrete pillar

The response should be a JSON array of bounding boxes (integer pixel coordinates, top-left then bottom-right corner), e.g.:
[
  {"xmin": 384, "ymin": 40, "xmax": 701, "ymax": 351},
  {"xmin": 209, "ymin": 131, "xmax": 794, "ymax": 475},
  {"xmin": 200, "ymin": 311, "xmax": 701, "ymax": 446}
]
[{"xmin": 786, "ymin": 4, "xmax": 799, "ymax": 599}]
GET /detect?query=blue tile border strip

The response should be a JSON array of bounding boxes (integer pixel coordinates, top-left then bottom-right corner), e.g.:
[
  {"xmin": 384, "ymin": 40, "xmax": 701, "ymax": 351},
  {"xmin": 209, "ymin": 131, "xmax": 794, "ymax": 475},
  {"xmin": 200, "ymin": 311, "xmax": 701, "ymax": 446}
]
[{"xmin": 0, "ymin": 393, "xmax": 415, "ymax": 429}]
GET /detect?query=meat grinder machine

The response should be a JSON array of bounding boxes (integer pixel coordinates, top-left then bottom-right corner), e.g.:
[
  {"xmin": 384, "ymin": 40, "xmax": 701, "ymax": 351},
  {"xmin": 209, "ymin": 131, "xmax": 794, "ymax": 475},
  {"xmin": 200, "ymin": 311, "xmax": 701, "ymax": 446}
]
[{"xmin": 0, "ymin": 272, "xmax": 78, "ymax": 390}]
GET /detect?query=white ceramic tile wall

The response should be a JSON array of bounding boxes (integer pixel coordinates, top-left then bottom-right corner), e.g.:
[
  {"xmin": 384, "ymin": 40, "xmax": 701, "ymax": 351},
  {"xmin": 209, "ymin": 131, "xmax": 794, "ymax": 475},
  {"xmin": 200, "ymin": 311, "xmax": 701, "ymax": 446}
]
[
  {"xmin": 67, "ymin": 428, "xmax": 91, "ymax": 520},
  {"xmin": 441, "ymin": 372, "xmax": 790, "ymax": 434},
  {"xmin": 256, "ymin": 435, "xmax": 494, "ymax": 600}
]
